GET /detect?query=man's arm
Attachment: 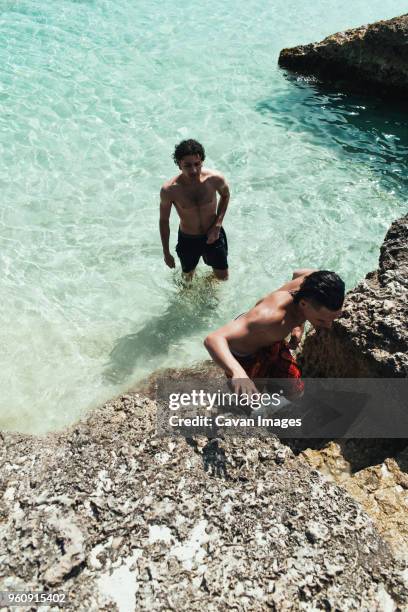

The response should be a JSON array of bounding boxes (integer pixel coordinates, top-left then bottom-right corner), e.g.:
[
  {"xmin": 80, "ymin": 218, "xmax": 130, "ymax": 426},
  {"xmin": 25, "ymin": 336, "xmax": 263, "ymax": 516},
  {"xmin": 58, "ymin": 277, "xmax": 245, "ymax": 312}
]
[
  {"xmin": 159, "ymin": 187, "xmax": 175, "ymax": 269},
  {"xmin": 289, "ymin": 268, "xmax": 316, "ymax": 348},
  {"xmin": 204, "ymin": 332, "xmax": 248, "ymax": 380},
  {"xmin": 207, "ymin": 176, "xmax": 230, "ymax": 244},
  {"xmin": 204, "ymin": 317, "xmax": 265, "ymax": 395}
]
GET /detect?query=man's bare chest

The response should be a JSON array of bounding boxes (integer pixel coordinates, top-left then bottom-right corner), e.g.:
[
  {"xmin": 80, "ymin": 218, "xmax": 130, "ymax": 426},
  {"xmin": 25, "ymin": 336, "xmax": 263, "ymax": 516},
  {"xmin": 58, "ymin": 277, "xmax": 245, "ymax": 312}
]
[{"xmin": 173, "ymin": 183, "xmax": 216, "ymax": 209}]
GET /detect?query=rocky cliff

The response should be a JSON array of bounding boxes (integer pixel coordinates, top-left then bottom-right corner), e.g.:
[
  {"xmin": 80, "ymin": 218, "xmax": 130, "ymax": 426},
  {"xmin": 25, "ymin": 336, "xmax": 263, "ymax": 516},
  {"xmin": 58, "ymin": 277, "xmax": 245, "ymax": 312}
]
[
  {"xmin": 297, "ymin": 213, "xmax": 408, "ymax": 566},
  {"xmin": 278, "ymin": 14, "xmax": 408, "ymax": 99},
  {"xmin": 301, "ymin": 213, "xmax": 408, "ymax": 377}
]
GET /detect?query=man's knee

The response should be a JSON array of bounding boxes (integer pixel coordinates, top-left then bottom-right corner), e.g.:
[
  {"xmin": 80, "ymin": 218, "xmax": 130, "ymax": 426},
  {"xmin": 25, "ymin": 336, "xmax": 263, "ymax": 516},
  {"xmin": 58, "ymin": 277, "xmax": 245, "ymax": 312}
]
[{"xmin": 213, "ymin": 268, "xmax": 228, "ymax": 280}]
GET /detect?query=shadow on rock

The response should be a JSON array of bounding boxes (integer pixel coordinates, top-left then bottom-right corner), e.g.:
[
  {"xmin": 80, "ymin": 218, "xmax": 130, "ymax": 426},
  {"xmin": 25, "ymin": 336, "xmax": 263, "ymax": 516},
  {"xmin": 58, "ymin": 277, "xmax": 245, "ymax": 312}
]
[
  {"xmin": 186, "ymin": 437, "xmax": 229, "ymax": 480},
  {"xmin": 202, "ymin": 438, "xmax": 228, "ymax": 479}
]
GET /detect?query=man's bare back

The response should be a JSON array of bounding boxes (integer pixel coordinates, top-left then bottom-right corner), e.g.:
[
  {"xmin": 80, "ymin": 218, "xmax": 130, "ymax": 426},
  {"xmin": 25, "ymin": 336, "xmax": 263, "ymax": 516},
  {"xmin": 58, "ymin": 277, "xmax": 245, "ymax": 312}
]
[
  {"xmin": 208, "ymin": 271, "xmax": 314, "ymax": 360},
  {"xmin": 204, "ymin": 269, "xmax": 344, "ymax": 386}
]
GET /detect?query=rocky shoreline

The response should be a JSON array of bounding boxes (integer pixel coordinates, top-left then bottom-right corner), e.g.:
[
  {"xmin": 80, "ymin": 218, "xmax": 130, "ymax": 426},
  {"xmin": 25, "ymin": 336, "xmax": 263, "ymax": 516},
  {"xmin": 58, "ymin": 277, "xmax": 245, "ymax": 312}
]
[
  {"xmin": 301, "ymin": 214, "xmax": 408, "ymax": 377},
  {"xmin": 278, "ymin": 14, "xmax": 408, "ymax": 100},
  {"xmin": 1, "ymin": 214, "xmax": 408, "ymax": 610},
  {"xmin": 1, "ymin": 395, "xmax": 408, "ymax": 611}
]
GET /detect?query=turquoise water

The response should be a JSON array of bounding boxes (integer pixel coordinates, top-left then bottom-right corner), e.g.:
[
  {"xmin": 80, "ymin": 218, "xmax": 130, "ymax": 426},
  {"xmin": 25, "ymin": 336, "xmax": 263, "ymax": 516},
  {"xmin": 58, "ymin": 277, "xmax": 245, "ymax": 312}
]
[{"xmin": 1, "ymin": 1, "xmax": 407, "ymax": 433}]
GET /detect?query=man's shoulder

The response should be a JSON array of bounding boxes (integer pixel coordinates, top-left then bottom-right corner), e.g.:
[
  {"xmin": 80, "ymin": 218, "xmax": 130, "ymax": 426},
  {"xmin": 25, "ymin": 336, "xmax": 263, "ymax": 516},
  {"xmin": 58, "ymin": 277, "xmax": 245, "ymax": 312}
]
[
  {"xmin": 252, "ymin": 292, "xmax": 290, "ymax": 323},
  {"xmin": 248, "ymin": 293, "xmax": 284, "ymax": 325},
  {"xmin": 203, "ymin": 168, "xmax": 227, "ymax": 184},
  {"xmin": 161, "ymin": 175, "xmax": 181, "ymax": 192}
]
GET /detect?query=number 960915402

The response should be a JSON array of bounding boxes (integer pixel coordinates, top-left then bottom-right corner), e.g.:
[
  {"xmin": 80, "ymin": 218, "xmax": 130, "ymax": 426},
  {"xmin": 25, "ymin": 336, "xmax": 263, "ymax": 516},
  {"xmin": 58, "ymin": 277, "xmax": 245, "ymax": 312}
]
[{"xmin": 0, "ymin": 591, "xmax": 67, "ymax": 606}]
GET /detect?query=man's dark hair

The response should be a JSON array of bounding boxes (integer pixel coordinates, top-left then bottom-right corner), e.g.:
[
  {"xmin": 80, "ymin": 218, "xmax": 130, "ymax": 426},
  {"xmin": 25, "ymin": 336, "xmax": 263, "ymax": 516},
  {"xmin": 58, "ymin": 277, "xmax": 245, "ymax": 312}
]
[
  {"xmin": 293, "ymin": 271, "xmax": 345, "ymax": 311},
  {"xmin": 173, "ymin": 139, "xmax": 205, "ymax": 165}
]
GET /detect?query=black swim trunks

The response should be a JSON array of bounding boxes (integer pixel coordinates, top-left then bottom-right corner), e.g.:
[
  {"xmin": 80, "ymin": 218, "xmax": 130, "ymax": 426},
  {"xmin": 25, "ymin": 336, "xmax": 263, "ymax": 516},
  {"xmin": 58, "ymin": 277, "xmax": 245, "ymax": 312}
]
[{"xmin": 176, "ymin": 227, "xmax": 228, "ymax": 273}]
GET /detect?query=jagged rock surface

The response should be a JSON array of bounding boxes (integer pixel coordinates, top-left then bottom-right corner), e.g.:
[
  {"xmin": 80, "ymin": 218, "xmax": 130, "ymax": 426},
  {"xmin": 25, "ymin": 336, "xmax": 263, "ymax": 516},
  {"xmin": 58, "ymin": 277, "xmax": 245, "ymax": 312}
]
[
  {"xmin": 278, "ymin": 14, "xmax": 408, "ymax": 99},
  {"xmin": 297, "ymin": 214, "xmax": 408, "ymax": 563},
  {"xmin": 301, "ymin": 213, "xmax": 408, "ymax": 377},
  {"xmin": 1, "ymin": 393, "xmax": 408, "ymax": 611},
  {"xmin": 301, "ymin": 442, "xmax": 408, "ymax": 559}
]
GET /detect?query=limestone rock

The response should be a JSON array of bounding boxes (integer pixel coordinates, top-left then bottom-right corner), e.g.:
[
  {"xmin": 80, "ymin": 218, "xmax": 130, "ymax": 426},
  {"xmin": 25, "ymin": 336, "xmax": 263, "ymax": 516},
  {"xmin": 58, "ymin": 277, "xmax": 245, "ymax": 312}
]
[
  {"xmin": 278, "ymin": 14, "xmax": 408, "ymax": 99},
  {"xmin": 1, "ymin": 393, "xmax": 407, "ymax": 610},
  {"xmin": 301, "ymin": 441, "xmax": 408, "ymax": 558},
  {"xmin": 301, "ymin": 213, "xmax": 408, "ymax": 377}
]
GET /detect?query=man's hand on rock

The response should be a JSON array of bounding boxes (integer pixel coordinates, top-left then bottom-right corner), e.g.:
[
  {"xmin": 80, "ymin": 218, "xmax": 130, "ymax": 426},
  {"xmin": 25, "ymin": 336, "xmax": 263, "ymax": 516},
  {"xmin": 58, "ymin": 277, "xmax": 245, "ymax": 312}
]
[
  {"xmin": 289, "ymin": 326, "xmax": 304, "ymax": 350},
  {"xmin": 288, "ymin": 333, "xmax": 301, "ymax": 350},
  {"xmin": 231, "ymin": 377, "xmax": 259, "ymax": 398}
]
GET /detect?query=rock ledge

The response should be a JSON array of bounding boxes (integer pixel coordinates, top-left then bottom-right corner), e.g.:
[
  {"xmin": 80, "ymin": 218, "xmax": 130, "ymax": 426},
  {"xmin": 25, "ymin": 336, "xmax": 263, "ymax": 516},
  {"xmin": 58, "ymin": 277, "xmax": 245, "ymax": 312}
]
[
  {"xmin": 1, "ymin": 393, "xmax": 407, "ymax": 610},
  {"xmin": 302, "ymin": 213, "xmax": 408, "ymax": 377},
  {"xmin": 279, "ymin": 14, "xmax": 408, "ymax": 99}
]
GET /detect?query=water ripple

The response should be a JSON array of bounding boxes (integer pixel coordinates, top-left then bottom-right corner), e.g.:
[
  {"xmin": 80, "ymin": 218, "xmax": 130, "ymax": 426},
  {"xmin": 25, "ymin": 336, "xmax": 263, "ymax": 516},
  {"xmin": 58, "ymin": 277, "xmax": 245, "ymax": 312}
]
[{"xmin": 1, "ymin": 0, "xmax": 407, "ymax": 432}]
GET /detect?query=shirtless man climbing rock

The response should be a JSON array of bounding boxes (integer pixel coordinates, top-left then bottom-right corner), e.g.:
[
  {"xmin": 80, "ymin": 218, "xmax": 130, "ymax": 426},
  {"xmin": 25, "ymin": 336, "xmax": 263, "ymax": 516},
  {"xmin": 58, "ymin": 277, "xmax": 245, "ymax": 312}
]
[
  {"xmin": 204, "ymin": 270, "xmax": 345, "ymax": 398},
  {"xmin": 159, "ymin": 139, "xmax": 230, "ymax": 280}
]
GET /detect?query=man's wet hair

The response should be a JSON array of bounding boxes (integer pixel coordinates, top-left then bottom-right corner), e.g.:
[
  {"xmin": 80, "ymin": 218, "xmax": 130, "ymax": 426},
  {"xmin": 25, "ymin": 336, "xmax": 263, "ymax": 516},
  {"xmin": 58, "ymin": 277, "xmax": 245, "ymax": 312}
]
[
  {"xmin": 293, "ymin": 271, "xmax": 345, "ymax": 311},
  {"xmin": 173, "ymin": 139, "xmax": 205, "ymax": 165}
]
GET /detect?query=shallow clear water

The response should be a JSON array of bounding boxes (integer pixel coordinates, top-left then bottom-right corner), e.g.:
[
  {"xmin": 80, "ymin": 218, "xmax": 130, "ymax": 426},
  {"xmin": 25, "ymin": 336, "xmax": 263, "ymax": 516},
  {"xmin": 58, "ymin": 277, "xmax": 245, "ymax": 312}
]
[{"xmin": 1, "ymin": 0, "xmax": 407, "ymax": 433}]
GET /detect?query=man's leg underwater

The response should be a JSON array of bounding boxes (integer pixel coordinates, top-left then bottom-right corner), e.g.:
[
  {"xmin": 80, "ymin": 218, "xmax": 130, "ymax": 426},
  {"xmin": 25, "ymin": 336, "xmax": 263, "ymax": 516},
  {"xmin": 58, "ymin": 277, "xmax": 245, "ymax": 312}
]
[
  {"xmin": 212, "ymin": 268, "xmax": 229, "ymax": 281},
  {"xmin": 182, "ymin": 269, "xmax": 196, "ymax": 283}
]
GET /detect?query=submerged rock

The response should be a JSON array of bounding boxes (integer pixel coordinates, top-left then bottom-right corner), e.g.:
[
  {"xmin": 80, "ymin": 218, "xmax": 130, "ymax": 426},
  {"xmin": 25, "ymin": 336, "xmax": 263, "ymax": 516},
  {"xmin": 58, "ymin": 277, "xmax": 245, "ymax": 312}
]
[
  {"xmin": 278, "ymin": 14, "xmax": 408, "ymax": 99},
  {"xmin": 301, "ymin": 213, "xmax": 408, "ymax": 377}
]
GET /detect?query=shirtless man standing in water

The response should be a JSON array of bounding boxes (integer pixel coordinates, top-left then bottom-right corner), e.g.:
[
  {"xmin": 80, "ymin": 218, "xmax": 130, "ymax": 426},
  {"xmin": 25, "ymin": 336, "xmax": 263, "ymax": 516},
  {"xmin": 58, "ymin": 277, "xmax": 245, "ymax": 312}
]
[{"xmin": 159, "ymin": 139, "xmax": 230, "ymax": 280}]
